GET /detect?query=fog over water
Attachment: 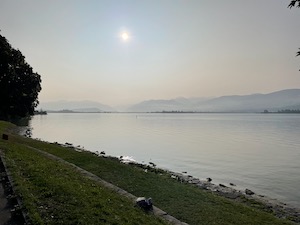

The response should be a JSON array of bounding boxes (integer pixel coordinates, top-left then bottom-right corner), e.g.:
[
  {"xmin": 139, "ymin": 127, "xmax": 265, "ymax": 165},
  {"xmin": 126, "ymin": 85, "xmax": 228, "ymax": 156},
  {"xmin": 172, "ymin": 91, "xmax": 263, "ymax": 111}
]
[{"xmin": 29, "ymin": 113, "xmax": 300, "ymax": 208}]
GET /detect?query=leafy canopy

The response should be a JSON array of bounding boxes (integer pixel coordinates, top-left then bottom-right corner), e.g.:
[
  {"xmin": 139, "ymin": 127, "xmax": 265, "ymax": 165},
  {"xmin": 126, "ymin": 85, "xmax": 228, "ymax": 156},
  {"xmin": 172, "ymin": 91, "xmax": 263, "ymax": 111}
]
[{"xmin": 0, "ymin": 33, "xmax": 42, "ymax": 119}]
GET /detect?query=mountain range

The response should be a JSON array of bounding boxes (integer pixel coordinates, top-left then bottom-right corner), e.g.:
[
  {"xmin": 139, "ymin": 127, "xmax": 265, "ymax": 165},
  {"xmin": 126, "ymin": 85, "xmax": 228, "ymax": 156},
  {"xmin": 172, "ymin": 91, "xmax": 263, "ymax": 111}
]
[{"xmin": 38, "ymin": 89, "xmax": 300, "ymax": 113}]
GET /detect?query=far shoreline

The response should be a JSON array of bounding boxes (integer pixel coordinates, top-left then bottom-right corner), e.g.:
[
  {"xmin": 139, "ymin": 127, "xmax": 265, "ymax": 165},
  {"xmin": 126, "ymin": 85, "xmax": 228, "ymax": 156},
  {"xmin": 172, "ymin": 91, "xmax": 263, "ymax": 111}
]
[{"xmin": 39, "ymin": 110, "xmax": 300, "ymax": 114}]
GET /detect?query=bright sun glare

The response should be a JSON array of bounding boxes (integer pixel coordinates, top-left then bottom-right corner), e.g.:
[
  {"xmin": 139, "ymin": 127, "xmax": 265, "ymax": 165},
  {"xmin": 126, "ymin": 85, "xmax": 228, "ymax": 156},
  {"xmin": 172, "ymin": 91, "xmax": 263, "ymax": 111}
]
[{"xmin": 121, "ymin": 32, "xmax": 129, "ymax": 41}]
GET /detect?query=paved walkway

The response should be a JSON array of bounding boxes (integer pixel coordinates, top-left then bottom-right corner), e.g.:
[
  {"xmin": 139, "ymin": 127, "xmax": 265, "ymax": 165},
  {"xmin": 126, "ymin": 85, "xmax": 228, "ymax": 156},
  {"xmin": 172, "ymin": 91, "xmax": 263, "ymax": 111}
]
[{"xmin": 0, "ymin": 182, "xmax": 11, "ymax": 225}]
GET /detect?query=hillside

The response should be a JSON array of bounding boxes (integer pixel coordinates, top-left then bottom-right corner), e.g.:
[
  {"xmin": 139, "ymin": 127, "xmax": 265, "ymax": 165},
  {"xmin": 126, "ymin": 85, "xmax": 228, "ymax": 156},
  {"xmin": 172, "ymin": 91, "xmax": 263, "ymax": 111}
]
[
  {"xmin": 37, "ymin": 89, "xmax": 300, "ymax": 113},
  {"xmin": 126, "ymin": 89, "xmax": 300, "ymax": 112}
]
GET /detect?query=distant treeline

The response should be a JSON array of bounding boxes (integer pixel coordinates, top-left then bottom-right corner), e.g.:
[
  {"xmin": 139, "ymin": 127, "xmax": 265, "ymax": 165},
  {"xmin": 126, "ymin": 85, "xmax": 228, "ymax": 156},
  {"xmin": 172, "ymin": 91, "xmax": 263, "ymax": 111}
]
[
  {"xmin": 264, "ymin": 109, "xmax": 300, "ymax": 114},
  {"xmin": 277, "ymin": 109, "xmax": 300, "ymax": 113},
  {"xmin": 159, "ymin": 111, "xmax": 197, "ymax": 113}
]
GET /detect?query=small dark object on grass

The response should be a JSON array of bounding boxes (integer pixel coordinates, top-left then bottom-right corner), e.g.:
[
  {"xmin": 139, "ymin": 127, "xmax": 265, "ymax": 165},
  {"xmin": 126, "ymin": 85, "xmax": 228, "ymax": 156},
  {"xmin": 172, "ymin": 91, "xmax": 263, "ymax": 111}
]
[
  {"xmin": 25, "ymin": 129, "xmax": 31, "ymax": 137},
  {"xmin": 2, "ymin": 134, "xmax": 8, "ymax": 140},
  {"xmin": 136, "ymin": 197, "xmax": 153, "ymax": 211}
]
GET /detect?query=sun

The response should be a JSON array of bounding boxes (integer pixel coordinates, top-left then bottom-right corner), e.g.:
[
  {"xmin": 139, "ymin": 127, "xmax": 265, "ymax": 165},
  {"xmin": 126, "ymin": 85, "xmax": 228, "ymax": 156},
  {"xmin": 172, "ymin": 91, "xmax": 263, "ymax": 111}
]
[{"xmin": 121, "ymin": 32, "xmax": 129, "ymax": 41}]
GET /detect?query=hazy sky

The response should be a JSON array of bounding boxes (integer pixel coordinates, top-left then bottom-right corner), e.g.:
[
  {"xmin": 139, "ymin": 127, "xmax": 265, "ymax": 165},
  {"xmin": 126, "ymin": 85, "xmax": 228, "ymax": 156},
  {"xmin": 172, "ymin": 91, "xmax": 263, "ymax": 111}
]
[{"xmin": 1, "ymin": 0, "xmax": 300, "ymax": 106}]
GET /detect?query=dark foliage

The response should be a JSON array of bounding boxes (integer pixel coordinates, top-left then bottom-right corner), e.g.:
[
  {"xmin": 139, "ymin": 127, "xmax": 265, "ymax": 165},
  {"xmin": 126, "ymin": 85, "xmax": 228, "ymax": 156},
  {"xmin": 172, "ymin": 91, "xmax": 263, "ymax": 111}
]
[
  {"xmin": 0, "ymin": 33, "xmax": 41, "ymax": 120},
  {"xmin": 289, "ymin": 1, "xmax": 300, "ymax": 70},
  {"xmin": 288, "ymin": 0, "xmax": 300, "ymax": 8}
]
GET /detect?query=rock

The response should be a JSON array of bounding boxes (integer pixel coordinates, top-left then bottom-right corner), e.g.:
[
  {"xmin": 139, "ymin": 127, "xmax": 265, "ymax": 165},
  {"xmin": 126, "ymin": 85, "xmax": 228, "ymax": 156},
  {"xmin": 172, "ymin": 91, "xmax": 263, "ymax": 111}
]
[
  {"xmin": 189, "ymin": 178, "xmax": 200, "ymax": 184},
  {"xmin": 181, "ymin": 175, "xmax": 190, "ymax": 182},
  {"xmin": 197, "ymin": 183, "xmax": 209, "ymax": 190},
  {"xmin": 219, "ymin": 184, "xmax": 227, "ymax": 188},
  {"xmin": 149, "ymin": 162, "xmax": 156, "ymax": 167},
  {"xmin": 229, "ymin": 183, "xmax": 236, "ymax": 186},
  {"xmin": 245, "ymin": 189, "xmax": 255, "ymax": 195},
  {"xmin": 206, "ymin": 177, "xmax": 212, "ymax": 182},
  {"xmin": 220, "ymin": 191, "xmax": 242, "ymax": 199}
]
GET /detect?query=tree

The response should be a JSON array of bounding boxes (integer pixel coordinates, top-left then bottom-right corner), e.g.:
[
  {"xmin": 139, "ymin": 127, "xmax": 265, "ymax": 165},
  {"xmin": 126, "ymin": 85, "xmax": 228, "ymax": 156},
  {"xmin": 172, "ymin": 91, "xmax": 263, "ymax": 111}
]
[
  {"xmin": 0, "ymin": 33, "xmax": 42, "ymax": 120},
  {"xmin": 289, "ymin": 1, "xmax": 300, "ymax": 70},
  {"xmin": 288, "ymin": 0, "xmax": 300, "ymax": 8}
]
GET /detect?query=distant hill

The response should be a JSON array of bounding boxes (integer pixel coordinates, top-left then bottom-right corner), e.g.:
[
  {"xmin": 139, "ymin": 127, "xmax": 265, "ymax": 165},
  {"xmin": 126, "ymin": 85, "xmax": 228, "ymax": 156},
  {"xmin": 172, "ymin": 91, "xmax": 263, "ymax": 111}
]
[
  {"xmin": 126, "ymin": 97, "xmax": 211, "ymax": 112},
  {"xmin": 38, "ymin": 100, "xmax": 116, "ymax": 112},
  {"xmin": 126, "ymin": 89, "xmax": 300, "ymax": 112},
  {"xmin": 38, "ymin": 89, "xmax": 300, "ymax": 113}
]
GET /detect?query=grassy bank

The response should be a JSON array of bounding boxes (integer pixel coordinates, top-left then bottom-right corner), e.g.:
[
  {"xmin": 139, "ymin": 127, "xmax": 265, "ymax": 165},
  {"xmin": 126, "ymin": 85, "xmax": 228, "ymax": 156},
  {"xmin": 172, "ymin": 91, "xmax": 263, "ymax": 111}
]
[
  {"xmin": 0, "ymin": 122, "xmax": 167, "ymax": 225},
  {"xmin": 0, "ymin": 121, "xmax": 295, "ymax": 225}
]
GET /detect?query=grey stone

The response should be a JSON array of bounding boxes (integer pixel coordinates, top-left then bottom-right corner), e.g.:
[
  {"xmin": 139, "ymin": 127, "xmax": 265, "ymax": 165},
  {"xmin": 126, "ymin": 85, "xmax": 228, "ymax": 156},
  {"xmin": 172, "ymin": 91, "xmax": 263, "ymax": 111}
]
[{"xmin": 245, "ymin": 189, "xmax": 255, "ymax": 195}]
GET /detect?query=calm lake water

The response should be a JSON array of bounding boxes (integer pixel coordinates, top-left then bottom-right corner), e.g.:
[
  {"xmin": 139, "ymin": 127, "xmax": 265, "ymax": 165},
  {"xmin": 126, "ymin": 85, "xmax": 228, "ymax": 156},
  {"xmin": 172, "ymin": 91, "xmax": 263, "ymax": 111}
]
[{"xmin": 28, "ymin": 113, "xmax": 300, "ymax": 208}]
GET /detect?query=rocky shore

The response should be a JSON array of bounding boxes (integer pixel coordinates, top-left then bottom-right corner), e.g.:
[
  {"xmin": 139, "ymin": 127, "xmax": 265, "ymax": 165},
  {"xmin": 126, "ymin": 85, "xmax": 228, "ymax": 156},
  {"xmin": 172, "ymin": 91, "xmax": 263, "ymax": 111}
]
[
  {"xmin": 167, "ymin": 171, "xmax": 300, "ymax": 223},
  {"xmin": 114, "ymin": 151, "xmax": 300, "ymax": 224},
  {"xmin": 43, "ymin": 141, "xmax": 300, "ymax": 224}
]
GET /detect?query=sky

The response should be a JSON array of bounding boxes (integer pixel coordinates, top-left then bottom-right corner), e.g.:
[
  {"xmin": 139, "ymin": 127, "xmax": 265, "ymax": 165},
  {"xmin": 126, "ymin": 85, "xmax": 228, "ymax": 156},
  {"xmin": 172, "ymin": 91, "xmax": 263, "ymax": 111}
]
[{"xmin": 0, "ymin": 0, "xmax": 300, "ymax": 106}]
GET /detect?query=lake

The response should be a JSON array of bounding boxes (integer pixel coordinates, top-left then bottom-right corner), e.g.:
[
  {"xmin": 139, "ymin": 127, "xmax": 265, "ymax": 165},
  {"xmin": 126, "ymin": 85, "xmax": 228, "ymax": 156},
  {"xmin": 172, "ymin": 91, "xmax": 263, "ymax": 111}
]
[{"xmin": 28, "ymin": 113, "xmax": 300, "ymax": 208}]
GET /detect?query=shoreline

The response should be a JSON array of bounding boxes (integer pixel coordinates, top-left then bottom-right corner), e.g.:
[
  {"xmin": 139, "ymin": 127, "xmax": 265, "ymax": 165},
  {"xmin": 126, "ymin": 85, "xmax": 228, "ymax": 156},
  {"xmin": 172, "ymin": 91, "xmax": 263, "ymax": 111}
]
[
  {"xmin": 126, "ymin": 162, "xmax": 300, "ymax": 223},
  {"xmin": 52, "ymin": 141, "xmax": 300, "ymax": 223},
  {"xmin": 167, "ymin": 171, "xmax": 300, "ymax": 222},
  {"xmin": 2, "ymin": 118, "xmax": 300, "ymax": 224}
]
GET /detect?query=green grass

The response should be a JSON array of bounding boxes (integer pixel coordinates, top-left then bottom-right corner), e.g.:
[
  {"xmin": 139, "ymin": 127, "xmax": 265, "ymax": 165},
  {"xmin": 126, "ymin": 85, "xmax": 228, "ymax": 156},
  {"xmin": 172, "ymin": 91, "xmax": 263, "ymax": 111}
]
[
  {"xmin": 0, "ymin": 122, "xmax": 167, "ymax": 225},
  {"xmin": 0, "ymin": 121, "xmax": 295, "ymax": 225}
]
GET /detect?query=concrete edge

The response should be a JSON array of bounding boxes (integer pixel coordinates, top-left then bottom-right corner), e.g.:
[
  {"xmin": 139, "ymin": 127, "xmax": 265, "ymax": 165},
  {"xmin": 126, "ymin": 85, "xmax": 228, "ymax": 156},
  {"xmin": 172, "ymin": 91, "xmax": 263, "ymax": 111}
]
[{"xmin": 0, "ymin": 150, "xmax": 28, "ymax": 224}]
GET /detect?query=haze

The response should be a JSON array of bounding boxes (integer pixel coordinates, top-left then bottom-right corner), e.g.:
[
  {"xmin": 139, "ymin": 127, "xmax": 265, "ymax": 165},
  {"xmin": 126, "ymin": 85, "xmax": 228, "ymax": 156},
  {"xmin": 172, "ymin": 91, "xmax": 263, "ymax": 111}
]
[{"xmin": 0, "ymin": 0, "xmax": 299, "ymax": 106}]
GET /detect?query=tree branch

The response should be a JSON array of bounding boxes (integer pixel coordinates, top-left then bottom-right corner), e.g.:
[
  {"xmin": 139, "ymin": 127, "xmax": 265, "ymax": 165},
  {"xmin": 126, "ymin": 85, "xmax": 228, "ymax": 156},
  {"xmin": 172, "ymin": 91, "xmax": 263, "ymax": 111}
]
[{"xmin": 288, "ymin": 0, "xmax": 300, "ymax": 8}]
